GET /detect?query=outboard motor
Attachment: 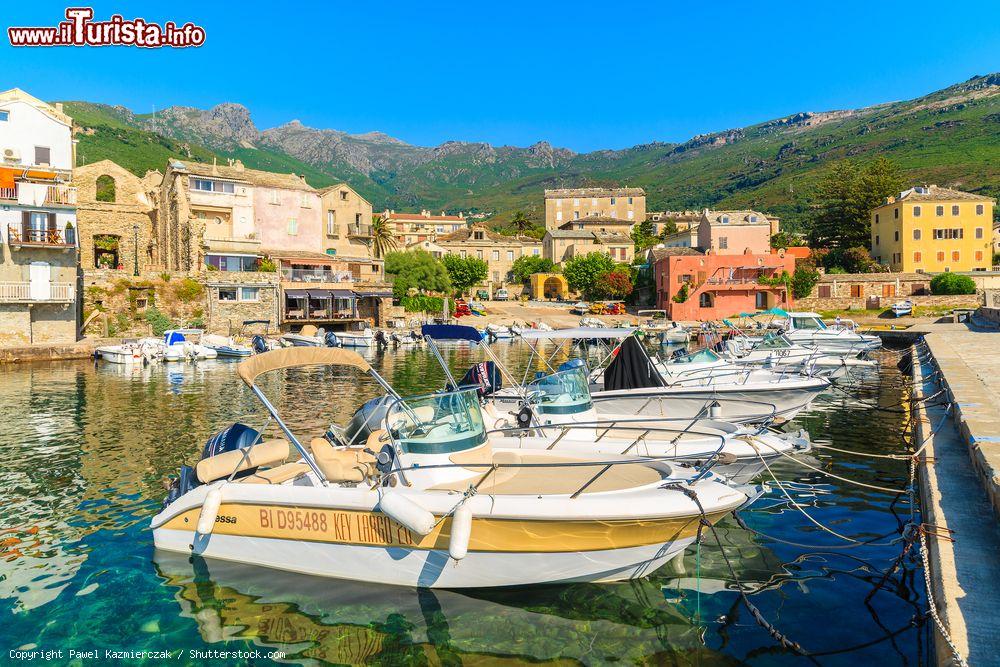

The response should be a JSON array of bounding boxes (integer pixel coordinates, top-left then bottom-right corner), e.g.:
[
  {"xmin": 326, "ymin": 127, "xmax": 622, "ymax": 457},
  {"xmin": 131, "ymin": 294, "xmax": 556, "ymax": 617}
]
[
  {"xmin": 251, "ymin": 335, "xmax": 268, "ymax": 355},
  {"xmin": 450, "ymin": 361, "xmax": 502, "ymax": 397},
  {"xmin": 342, "ymin": 395, "xmax": 395, "ymax": 447},
  {"xmin": 374, "ymin": 330, "xmax": 389, "ymax": 349},
  {"xmin": 163, "ymin": 423, "xmax": 262, "ymax": 508},
  {"xmin": 324, "ymin": 332, "xmax": 341, "ymax": 348}
]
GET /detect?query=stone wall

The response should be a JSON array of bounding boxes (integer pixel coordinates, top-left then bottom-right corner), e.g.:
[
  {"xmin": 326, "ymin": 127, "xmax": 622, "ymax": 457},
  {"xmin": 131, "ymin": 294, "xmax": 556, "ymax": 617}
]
[
  {"xmin": 0, "ymin": 305, "xmax": 31, "ymax": 346},
  {"xmin": 798, "ymin": 294, "xmax": 980, "ymax": 311},
  {"xmin": 204, "ymin": 271, "xmax": 280, "ymax": 335}
]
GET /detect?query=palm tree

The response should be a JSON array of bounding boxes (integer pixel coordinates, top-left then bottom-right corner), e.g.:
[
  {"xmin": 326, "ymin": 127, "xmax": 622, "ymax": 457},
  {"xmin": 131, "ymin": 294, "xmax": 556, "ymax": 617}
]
[
  {"xmin": 369, "ymin": 215, "xmax": 398, "ymax": 259},
  {"xmin": 510, "ymin": 210, "xmax": 530, "ymax": 234}
]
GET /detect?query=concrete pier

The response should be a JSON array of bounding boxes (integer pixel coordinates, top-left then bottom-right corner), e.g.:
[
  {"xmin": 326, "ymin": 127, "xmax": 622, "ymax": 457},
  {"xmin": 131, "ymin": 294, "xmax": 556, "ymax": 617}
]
[{"xmin": 913, "ymin": 326, "xmax": 1000, "ymax": 665}]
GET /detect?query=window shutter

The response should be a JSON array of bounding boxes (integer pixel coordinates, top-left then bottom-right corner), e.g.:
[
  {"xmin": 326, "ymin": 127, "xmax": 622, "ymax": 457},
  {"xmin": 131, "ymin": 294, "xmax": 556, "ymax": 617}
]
[{"xmin": 48, "ymin": 212, "xmax": 57, "ymax": 229}]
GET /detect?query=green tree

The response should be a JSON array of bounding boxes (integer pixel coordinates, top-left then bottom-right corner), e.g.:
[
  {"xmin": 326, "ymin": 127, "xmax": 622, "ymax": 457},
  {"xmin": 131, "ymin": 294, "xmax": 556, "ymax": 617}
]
[
  {"xmin": 384, "ymin": 250, "xmax": 452, "ymax": 298},
  {"xmin": 808, "ymin": 157, "xmax": 905, "ymax": 249},
  {"xmin": 510, "ymin": 210, "xmax": 530, "ymax": 233},
  {"xmin": 594, "ymin": 270, "xmax": 634, "ymax": 299},
  {"xmin": 930, "ymin": 273, "xmax": 976, "ymax": 295},
  {"xmin": 563, "ymin": 252, "xmax": 616, "ymax": 298},
  {"xmin": 369, "ymin": 215, "xmax": 398, "ymax": 259},
  {"xmin": 511, "ymin": 255, "xmax": 556, "ymax": 283},
  {"xmin": 631, "ymin": 219, "xmax": 658, "ymax": 251},
  {"xmin": 441, "ymin": 254, "xmax": 488, "ymax": 294},
  {"xmin": 769, "ymin": 230, "xmax": 801, "ymax": 249},
  {"xmin": 658, "ymin": 219, "xmax": 679, "ymax": 238},
  {"xmin": 790, "ymin": 266, "xmax": 820, "ymax": 299}
]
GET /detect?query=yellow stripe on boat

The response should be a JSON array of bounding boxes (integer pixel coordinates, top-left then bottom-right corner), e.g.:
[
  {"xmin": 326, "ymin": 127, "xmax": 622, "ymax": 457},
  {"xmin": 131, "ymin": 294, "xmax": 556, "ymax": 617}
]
[{"xmin": 160, "ymin": 503, "xmax": 727, "ymax": 553}]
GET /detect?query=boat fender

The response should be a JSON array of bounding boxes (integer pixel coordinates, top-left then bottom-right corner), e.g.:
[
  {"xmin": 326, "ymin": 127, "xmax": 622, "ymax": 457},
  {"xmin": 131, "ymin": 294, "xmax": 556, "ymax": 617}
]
[
  {"xmin": 378, "ymin": 492, "xmax": 436, "ymax": 536},
  {"xmin": 196, "ymin": 486, "xmax": 224, "ymax": 535},
  {"xmin": 448, "ymin": 504, "xmax": 473, "ymax": 560},
  {"xmin": 707, "ymin": 400, "xmax": 723, "ymax": 419}
]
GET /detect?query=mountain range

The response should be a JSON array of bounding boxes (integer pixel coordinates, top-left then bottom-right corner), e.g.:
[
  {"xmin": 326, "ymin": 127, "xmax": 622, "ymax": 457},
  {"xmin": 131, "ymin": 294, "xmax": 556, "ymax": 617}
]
[{"xmin": 63, "ymin": 73, "xmax": 1000, "ymax": 232}]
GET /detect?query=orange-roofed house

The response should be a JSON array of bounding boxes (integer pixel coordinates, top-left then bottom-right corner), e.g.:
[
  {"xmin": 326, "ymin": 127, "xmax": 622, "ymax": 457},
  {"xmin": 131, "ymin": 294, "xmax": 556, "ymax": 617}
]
[{"xmin": 383, "ymin": 209, "xmax": 467, "ymax": 246}]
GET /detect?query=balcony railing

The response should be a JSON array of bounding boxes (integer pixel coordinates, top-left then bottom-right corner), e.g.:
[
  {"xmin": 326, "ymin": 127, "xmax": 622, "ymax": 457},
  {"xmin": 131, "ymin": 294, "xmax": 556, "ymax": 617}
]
[
  {"xmin": 284, "ymin": 307, "xmax": 358, "ymax": 321},
  {"xmin": 8, "ymin": 225, "xmax": 76, "ymax": 248},
  {"xmin": 0, "ymin": 281, "xmax": 75, "ymax": 303},
  {"xmin": 347, "ymin": 224, "xmax": 373, "ymax": 238},
  {"xmin": 280, "ymin": 268, "xmax": 354, "ymax": 283},
  {"xmin": 0, "ymin": 182, "xmax": 77, "ymax": 206}
]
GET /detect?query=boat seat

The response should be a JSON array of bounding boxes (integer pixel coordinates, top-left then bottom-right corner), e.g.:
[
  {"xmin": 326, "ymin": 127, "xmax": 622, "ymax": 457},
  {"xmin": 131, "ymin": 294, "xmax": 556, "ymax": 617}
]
[
  {"xmin": 433, "ymin": 447, "xmax": 665, "ymax": 495},
  {"xmin": 311, "ymin": 437, "xmax": 377, "ymax": 483},
  {"xmin": 196, "ymin": 439, "xmax": 289, "ymax": 484},
  {"xmin": 238, "ymin": 462, "xmax": 311, "ymax": 485}
]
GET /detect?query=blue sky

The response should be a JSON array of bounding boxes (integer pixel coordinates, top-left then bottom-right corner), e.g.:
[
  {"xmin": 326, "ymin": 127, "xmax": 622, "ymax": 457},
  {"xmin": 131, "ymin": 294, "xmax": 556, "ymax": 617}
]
[{"xmin": 2, "ymin": 0, "xmax": 997, "ymax": 152}]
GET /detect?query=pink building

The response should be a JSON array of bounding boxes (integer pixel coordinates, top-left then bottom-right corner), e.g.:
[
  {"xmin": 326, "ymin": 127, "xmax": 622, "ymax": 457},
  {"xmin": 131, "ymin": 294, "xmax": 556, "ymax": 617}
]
[
  {"xmin": 653, "ymin": 248, "xmax": 795, "ymax": 321},
  {"xmin": 696, "ymin": 209, "xmax": 771, "ymax": 255},
  {"xmin": 255, "ymin": 178, "xmax": 323, "ymax": 255}
]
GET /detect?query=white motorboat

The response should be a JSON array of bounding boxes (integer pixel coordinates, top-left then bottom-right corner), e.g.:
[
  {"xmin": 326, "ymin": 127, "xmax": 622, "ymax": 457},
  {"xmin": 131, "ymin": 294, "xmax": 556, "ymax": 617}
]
[
  {"xmin": 94, "ymin": 339, "xmax": 161, "ymax": 365},
  {"xmin": 138, "ymin": 330, "xmax": 218, "ymax": 362},
  {"xmin": 280, "ymin": 325, "xmax": 335, "ymax": 348},
  {"xmin": 390, "ymin": 330, "xmax": 423, "ymax": 346},
  {"xmin": 484, "ymin": 323, "xmax": 515, "ymax": 340},
  {"xmin": 890, "ymin": 300, "xmax": 913, "ymax": 317},
  {"xmin": 152, "ymin": 347, "xmax": 748, "ymax": 588},
  {"xmin": 201, "ymin": 334, "xmax": 253, "ymax": 358},
  {"xmin": 774, "ymin": 312, "xmax": 882, "ymax": 355},
  {"xmin": 337, "ymin": 327, "xmax": 375, "ymax": 348},
  {"xmin": 638, "ymin": 310, "xmax": 690, "ymax": 344},
  {"xmin": 719, "ymin": 332, "xmax": 877, "ymax": 379}
]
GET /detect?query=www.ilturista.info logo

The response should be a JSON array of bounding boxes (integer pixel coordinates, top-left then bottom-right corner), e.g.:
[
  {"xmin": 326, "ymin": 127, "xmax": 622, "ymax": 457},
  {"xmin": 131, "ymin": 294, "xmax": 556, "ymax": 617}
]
[{"xmin": 8, "ymin": 7, "xmax": 205, "ymax": 48}]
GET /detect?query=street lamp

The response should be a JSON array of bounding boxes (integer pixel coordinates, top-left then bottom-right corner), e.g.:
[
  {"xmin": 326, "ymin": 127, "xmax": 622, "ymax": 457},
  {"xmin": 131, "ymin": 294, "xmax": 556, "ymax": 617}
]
[{"xmin": 132, "ymin": 224, "xmax": 140, "ymax": 277}]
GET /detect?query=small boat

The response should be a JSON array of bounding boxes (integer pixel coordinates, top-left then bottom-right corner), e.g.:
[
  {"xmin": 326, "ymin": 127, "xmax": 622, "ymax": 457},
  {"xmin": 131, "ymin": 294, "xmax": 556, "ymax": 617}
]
[
  {"xmin": 775, "ymin": 312, "xmax": 882, "ymax": 355},
  {"xmin": 201, "ymin": 334, "xmax": 253, "ymax": 358},
  {"xmin": 390, "ymin": 330, "xmax": 423, "ymax": 346},
  {"xmin": 337, "ymin": 327, "xmax": 375, "ymax": 348},
  {"xmin": 152, "ymin": 347, "xmax": 749, "ymax": 588},
  {"xmin": 484, "ymin": 323, "xmax": 515, "ymax": 340},
  {"xmin": 280, "ymin": 325, "xmax": 338, "ymax": 348},
  {"xmin": 890, "ymin": 300, "xmax": 913, "ymax": 317},
  {"xmin": 140, "ymin": 330, "xmax": 218, "ymax": 362},
  {"xmin": 94, "ymin": 339, "xmax": 160, "ymax": 365}
]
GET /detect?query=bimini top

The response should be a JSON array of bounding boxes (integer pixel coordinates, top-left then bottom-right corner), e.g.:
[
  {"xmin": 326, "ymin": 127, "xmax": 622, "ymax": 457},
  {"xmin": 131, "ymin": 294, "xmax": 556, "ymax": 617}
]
[
  {"xmin": 518, "ymin": 327, "xmax": 637, "ymax": 340},
  {"xmin": 421, "ymin": 324, "xmax": 484, "ymax": 342},
  {"xmin": 237, "ymin": 347, "xmax": 371, "ymax": 387}
]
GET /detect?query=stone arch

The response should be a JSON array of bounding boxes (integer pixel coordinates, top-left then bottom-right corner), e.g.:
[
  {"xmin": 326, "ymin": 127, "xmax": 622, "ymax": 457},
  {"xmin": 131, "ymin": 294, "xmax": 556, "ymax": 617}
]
[
  {"xmin": 94, "ymin": 234, "xmax": 121, "ymax": 269},
  {"xmin": 96, "ymin": 174, "xmax": 116, "ymax": 203}
]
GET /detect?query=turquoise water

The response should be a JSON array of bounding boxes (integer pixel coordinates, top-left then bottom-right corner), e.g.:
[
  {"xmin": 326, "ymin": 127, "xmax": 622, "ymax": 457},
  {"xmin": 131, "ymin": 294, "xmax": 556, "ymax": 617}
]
[{"xmin": 0, "ymin": 344, "xmax": 928, "ymax": 665}]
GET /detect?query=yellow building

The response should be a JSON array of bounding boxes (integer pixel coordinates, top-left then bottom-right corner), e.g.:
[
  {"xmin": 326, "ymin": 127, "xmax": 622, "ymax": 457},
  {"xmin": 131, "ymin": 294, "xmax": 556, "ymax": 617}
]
[
  {"xmin": 870, "ymin": 185, "xmax": 995, "ymax": 273},
  {"xmin": 544, "ymin": 187, "xmax": 645, "ymax": 230},
  {"xmin": 318, "ymin": 183, "xmax": 373, "ymax": 259}
]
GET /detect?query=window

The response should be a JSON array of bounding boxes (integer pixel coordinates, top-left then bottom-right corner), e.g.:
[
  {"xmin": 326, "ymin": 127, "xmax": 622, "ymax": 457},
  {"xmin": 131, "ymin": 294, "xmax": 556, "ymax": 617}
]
[
  {"xmin": 610, "ymin": 197, "xmax": 617, "ymax": 205},
  {"xmin": 627, "ymin": 197, "xmax": 633, "ymax": 205},
  {"xmin": 976, "ymin": 204, "xmax": 984, "ymax": 215},
  {"xmin": 698, "ymin": 292, "xmax": 713, "ymax": 308},
  {"xmin": 0, "ymin": 110, "xmax": 8, "ymax": 122},
  {"xmin": 492, "ymin": 250, "xmax": 499, "ymax": 261},
  {"xmin": 301, "ymin": 193, "xmax": 311, "ymax": 208},
  {"xmin": 206, "ymin": 254, "xmax": 258, "ymax": 272},
  {"xmin": 355, "ymin": 213, "xmax": 362, "ymax": 225},
  {"xmin": 340, "ymin": 190, "xmax": 348, "ymax": 201},
  {"xmin": 191, "ymin": 178, "xmax": 235, "ymax": 194},
  {"xmin": 894, "ymin": 230, "xmax": 899, "ymax": 242},
  {"xmin": 532, "ymin": 248, "xmax": 540, "ymax": 256},
  {"xmin": 720, "ymin": 216, "xmax": 730, "ymax": 224},
  {"xmin": 218, "ymin": 288, "xmax": 238, "ymax": 301},
  {"xmin": 555, "ymin": 199, "xmax": 562, "ymax": 207},
  {"xmin": 326, "ymin": 211, "xmax": 337, "ymax": 236},
  {"xmin": 556, "ymin": 211, "xmax": 563, "ymax": 222},
  {"xmin": 627, "ymin": 210, "xmax": 634, "ymax": 220},
  {"xmin": 818, "ymin": 285, "xmax": 831, "ymax": 298},
  {"xmin": 936, "ymin": 205, "xmax": 944, "ymax": 216},
  {"xmin": 34, "ymin": 146, "xmax": 51, "ymax": 165},
  {"xmin": 914, "ymin": 252, "xmax": 922, "ymax": 262},
  {"xmin": 976, "ymin": 227, "xmax": 984, "ymax": 239},
  {"xmin": 882, "ymin": 284, "xmax": 896, "ymax": 297},
  {"xmin": 591, "ymin": 198, "xmax": 598, "ymax": 206},
  {"xmin": 875, "ymin": 235, "xmax": 880, "ymax": 245},
  {"xmin": 270, "ymin": 190, "xmax": 280, "ymax": 205},
  {"xmin": 937, "ymin": 251, "xmax": 945, "ymax": 262},
  {"xmin": 239, "ymin": 287, "xmax": 259, "ymax": 302},
  {"xmin": 975, "ymin": 251, "xmax": 983, "ymax": 262},
  {"xmin": 850, "ymin": 285, "xmax": 863, "ymax": 298},
  {"xmin": 933, "ymin": 228, "xmax": 963, "ymax": 240},
  {"xmin": 952, "ymin": 251, "xmax": 960, "ymax": 261},
  {"xmin": 287, "ymin": 218, "xmax": 298, "ymax": 235},
  {"xmin": 913, "ymin": 206, "xmax": 921, "ymax": 217},
  {"xmin": 460, "ymin": 250, "xmax": 466, "ymax": 259},
  {"xmin": 913, "ymin": 229, "xmax": 920, "ymax": 240},
  {"xmin": 573, "ymin": 199, "xmax": 580, "ymax": 206},
  {"xmin": 749, "ymin": 215, "xmax": 758, "ymax": 223},
  {"xmin": 476, "ymin": 250, "xmax": 483, "ymax": 259},
  {"xmin": 474, "ymin": 231, "xmax": 484, "ymax": 240},
  {"xmin": 507, "ymin": 250, "xmax": 514, "ymax": 261},
  {"xmin": 894, "ymin": 208, "xmax": 899, "ymax": 219},
  {"xmin": 719, "ymin": 236, "xmax": 728, "ymax": 249},
  {"xmin": 952, "ymin": 205, "xmax": 960, "ymax": 216},
  {"xmin": 95, "ymin": 175, "xmax": 116, "ymax": 202},
  {"xmin": 875, "ymin": 213, "xmax": 880, "ymax": 224},
  {"xmin": 573, "ymin": 211, "xmax": 580, "ymax": 220}
]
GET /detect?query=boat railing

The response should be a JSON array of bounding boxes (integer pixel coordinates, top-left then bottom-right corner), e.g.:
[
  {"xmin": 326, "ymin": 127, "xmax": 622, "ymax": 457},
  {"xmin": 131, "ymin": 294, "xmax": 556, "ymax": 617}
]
[{"xmin": 589, "ymin": 393, "xmax": 779, "ymax": 427}]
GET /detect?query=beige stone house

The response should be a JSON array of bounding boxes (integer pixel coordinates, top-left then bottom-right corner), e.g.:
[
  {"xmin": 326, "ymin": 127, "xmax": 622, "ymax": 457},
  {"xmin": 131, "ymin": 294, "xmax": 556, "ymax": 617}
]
[
  {"xmin": 543, "ymin": 228, "xmax": 633, "ymax": 265},
  {"xmin": 319, "ymin": 183, "xmax": 373, "ymax": 259},
  {"xmin": 384, "ymin": 209, "xmax": 466, "ymax": 246},
  {"xmin": 544, "ymin": 187, "xmax": 645, "ymax": 230},
  {"xmin": 74, "ymin": 160, "xmax": 156, "ymax": 274},
  {"xmin": 0, "ymin": 88, "xmax": 79, "ymax": 346},
  {"xmin": 646, "ymin": 210, "xmax": 700, "ymax": 236},
  {"xmin": 431, "ymin": 224, "xmax": 542, "ymax": 294}
]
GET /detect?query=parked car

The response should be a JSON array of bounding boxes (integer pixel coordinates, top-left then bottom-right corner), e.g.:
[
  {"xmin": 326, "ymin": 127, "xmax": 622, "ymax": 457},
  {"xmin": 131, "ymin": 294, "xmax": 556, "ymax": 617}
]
[
  {"xmin": 495, "ymin": 288, "xmax": 510, "ymax": 301},
  {"xmin": 570, "ymin": 301, "xmax": 589, "ymax": 315}
]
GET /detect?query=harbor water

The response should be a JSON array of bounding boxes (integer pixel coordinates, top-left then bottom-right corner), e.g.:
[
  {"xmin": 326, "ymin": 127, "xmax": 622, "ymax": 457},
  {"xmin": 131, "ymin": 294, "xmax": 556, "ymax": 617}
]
[{"xmin": 0, "ymin": 343, "xmax": 929, "ymax": 664}]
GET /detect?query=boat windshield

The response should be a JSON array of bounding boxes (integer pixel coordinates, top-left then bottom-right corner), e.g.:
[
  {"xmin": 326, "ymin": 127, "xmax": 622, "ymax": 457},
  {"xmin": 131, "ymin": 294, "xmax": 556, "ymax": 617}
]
[
  {"xmin": 386, "ymin": 388, "xmax": 486, "ymax": 455},
  {"xmin": 669, "ymin": 348, "xmax": 721, "ymax": 364},
  {"xmin": 791, "ymin": 316, "xmax": 827, "ymax": 330},
  {"xmin": 527, "ymin": 368, "xmax": 593, "ymax": 415},
  {"xmin": 758, "ymin": 332, "xmax": 792, "ymax": 349}
]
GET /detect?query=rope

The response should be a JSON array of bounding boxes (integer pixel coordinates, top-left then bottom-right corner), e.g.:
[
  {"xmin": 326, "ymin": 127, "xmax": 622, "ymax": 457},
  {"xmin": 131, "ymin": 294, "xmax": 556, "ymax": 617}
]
[
  {"xmin": 733, "ymin": 511, "xmax": 902, "ymax": 550},
  {"xmin": 761, "ymin": 443, "xmax": 912, "ymax": 495}
]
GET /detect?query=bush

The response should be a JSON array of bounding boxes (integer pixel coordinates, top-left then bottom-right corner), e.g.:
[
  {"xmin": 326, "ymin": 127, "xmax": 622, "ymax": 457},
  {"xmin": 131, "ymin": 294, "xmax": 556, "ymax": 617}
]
[
  {"xmin": 672, "ymin": 283, "xmax": 690, "ymax": 303},
  {"xmin": 173, "ymin": 278, "xmax": 204, "ymax": 303},
  {"xmin": 930, "ymin": 273, "xmax": 976, "ymax": 295},
  {"xmin": 144, "ymin": 307, "xmax": 174, "ymax": 336},
  {"xmin": 401, "ymin": 294, "xmax": 447, "ymax": 313},
  {"xmin": 511, "ymin": 255, "xmax": 556, "ymax": 283},
  {"xmin": 791, "ymin": 266, "xmax": 820, "ymax": 299},
  {"xmin": 257, "ymin": 257, "xmax": 277, "ymax": 272},
  {"xmin": 593, "ymin": 270, "xmax": 633, "ymax": 299},
  {"xmin": 159, "ymin": 272, "xmax": 172, "ymax": 282}
]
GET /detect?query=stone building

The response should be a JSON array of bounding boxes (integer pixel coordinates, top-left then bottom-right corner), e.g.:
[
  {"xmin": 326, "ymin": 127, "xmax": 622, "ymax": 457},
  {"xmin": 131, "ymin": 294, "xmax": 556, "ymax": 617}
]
[
  {"xmin": 74, "ymin": 160, "xmax": 155, "ymax": 274},
  {"xmin": 0, "ymin": 88, "xmax": 79, "ymax": 346},
  {"xmin": 543, "ymin": 228, "xmax": 633, "ymax": 265},
  {"xmin": 319, "ymin": 183, "xmax": 373, "ymax": 259},
  {"xmin": 383, "ymin": 209, "xmax": 467, "ymax": 246},
  {"xmin": 204, "ymin": 271, "xmax": 281, "ymax": 335},
  {"xmin": 428, "ymin": 224, "xmax": 542, "ymax": 295},
  {"xmin": 646, "ymin": 210, "xmax": 700, "ymax": 236},
  {"xmin": 544, "ymin": 187, "xmax": 645, "ymax": 230}
]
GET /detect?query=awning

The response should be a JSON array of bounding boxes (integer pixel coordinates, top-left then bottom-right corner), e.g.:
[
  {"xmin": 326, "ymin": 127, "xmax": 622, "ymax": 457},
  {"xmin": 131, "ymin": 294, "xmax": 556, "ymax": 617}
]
[
  {"xmin": 331, "ymin": 289, "xmax": 355, "ymax": 298},
  {"xmin": 284, "ymin": 289, "xmax": 309, "ymax": 298},
  {"xmin": 354, "ymin": 290, "xmax": 393, "ymax": 298},
  {"xmin": 306, "ymin": 289, "xmax": 332, "ymax": 299}
]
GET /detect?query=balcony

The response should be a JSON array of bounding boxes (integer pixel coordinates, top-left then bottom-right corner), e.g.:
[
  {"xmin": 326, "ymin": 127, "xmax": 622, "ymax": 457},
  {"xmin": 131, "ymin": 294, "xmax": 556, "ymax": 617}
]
[
  {"xmin": 8, "ymin": 225, "xmax": 76, "ymax": 250},
  {"xmin": 280, "ymin": 267, "xmax": 354, "ymax": 283},
  {"xmin": 0, "ymin": 182, "xmax": 77, "ymax": 207},
  {"xmin": 347, "ymin": 224, "xmax": 373, "ymax": 238},
  {"xmin": 0, "ymin": 281, "xmax": 75, "ymax": 303}
]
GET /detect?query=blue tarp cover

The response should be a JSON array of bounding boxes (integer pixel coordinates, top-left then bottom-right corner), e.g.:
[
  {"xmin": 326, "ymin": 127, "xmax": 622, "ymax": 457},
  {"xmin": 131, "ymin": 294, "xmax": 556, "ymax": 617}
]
[{"xmin": 421, "ymin": 324, "xmax": 484, "ymax": 342}]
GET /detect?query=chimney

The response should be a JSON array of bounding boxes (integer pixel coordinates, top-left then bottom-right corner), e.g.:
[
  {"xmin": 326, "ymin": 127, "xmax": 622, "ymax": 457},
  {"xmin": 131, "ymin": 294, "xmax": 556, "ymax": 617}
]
[
  {"xmin": 233, "ymin": 159, "xmax": 244, "ymax": 171},
  {"xmin": 55, "ymin": 102, "xmax": 64, "ymax": 114},
  {"xmin": 211, "ymin": 157, "xmax": 218, "ymax": 175}
]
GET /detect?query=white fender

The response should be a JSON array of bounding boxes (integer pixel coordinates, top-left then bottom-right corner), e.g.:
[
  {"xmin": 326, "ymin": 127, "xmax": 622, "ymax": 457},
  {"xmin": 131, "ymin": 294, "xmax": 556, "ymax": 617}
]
[
  {"xmin": 378, "ymin": 492, "xmax": 436, "ymax": 536},
  {"xmin": 196, "ymin": 486, "xmax": 223, "ymax": 535},
  {"xmin": 448, "ymin": 504, "xmax": 473, "ymax": 561},
  {"xmin": 708, "ymin": 400, "xmax": 723, "ymax": 419}
]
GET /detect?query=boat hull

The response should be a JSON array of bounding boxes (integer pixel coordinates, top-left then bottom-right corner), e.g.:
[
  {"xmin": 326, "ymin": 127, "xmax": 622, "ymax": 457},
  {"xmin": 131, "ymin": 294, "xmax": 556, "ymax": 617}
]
[{"xmin": 592, "ymin": 383, "xmax": 825, "ymax": 422}]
